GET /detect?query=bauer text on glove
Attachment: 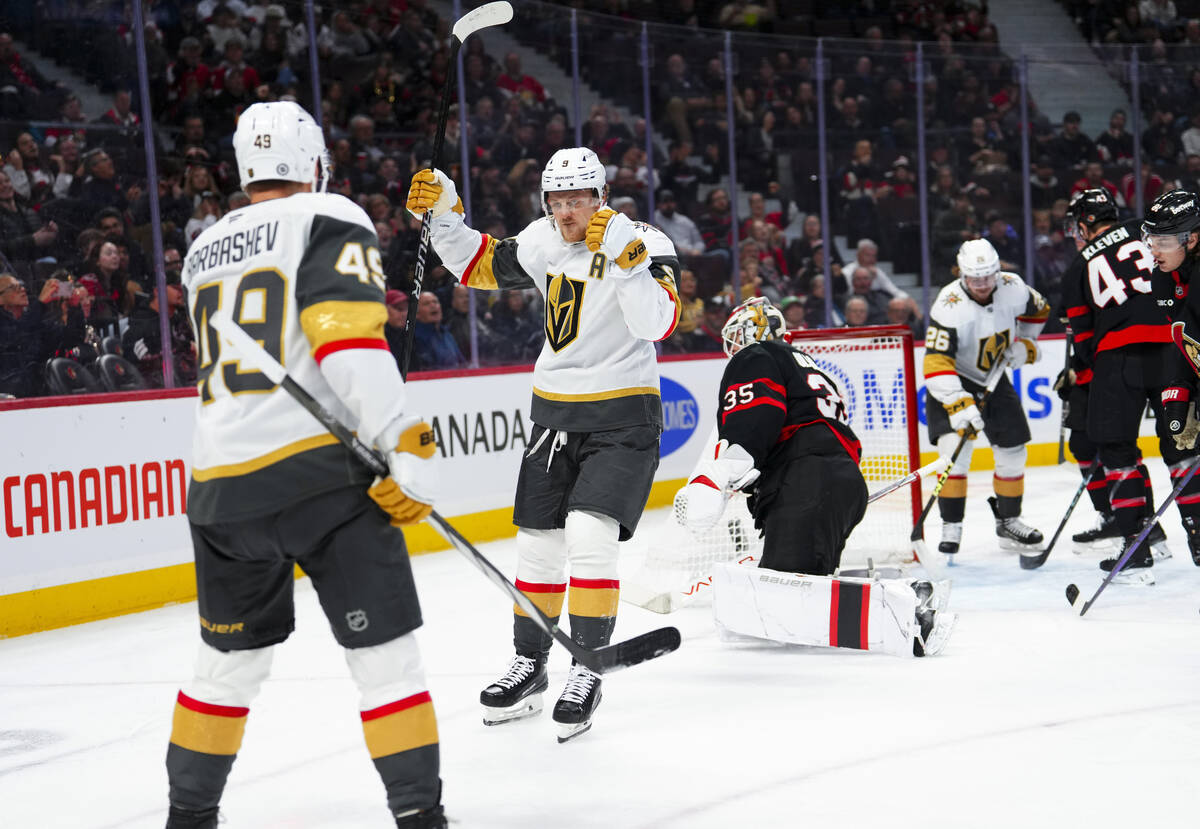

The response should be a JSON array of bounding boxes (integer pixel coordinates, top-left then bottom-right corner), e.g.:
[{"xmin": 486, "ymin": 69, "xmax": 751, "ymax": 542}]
[
  {"xmin": 368, "ymin": 415, "xmax": 438, "ymax": 525},
  {"xmin": 584, "ymin": 207, "xmax": 647, "ymax": 272},
  {"xmin": 405, "ymin": 168, "xmax": 464, "ymax": 219}
]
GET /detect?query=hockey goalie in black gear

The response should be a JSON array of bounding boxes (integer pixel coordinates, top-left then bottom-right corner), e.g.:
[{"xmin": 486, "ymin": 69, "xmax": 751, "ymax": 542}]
[
  {"xmin": 1145, "ymin": 188, "xmax": 1200, "ymax": 568},
  {"xmin": 682, "ymin": 298, "xmax": 955, "ymax": 658}
]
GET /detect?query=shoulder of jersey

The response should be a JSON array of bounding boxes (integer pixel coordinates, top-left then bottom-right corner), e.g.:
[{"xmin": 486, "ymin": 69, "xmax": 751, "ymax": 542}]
[
  {"xmin": 930, "ymin": 281, "xmax": 970, "ymax": 323},
  {"xmin": 293, "ymin": 191, "xmax": 375, "ymax": 233},
  {"xmin": 516, "ymin": 215, "xmax": 559, "ymax": 247},
  {"xmin": 638, "ymin": 222, "xmax": 676, "ymax": 257}
]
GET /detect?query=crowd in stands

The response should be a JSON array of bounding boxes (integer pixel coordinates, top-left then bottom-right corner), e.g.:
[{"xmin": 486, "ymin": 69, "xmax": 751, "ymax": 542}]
[{"xmin": 4, "ymin": 0, "xmax": 1200, "ymax": 397}]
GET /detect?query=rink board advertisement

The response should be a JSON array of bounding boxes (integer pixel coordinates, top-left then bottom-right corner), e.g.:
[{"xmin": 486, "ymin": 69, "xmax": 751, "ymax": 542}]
[{"xmin": 0, "ymin": 334, "xmax": 1152, "ymax": 635}]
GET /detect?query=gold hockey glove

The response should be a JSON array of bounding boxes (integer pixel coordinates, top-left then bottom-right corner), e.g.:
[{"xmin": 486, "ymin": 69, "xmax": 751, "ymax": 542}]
[
  {"xmin": 585, "ymin": 207, "xmax": 647, "ymax": 271},
  {"xmin": 368, "ymin": 415, "xmax": 438, "ymax": 526},
  {"xmin": 405, "ymin": 169, "xmax": 464, "ymax": 219}
]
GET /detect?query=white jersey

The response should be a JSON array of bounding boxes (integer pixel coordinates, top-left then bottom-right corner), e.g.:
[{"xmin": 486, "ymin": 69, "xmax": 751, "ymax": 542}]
[
  {"xmin": 922, "ymin": 273, "xmax": 1050, "ymax": 401},
  {"xmin": 428, "ymin": 210, "xmax": 681, "ymax": 431},
  {"xmin": 182, "ymin": 192, "xmax": 404, "ymax": 523}
]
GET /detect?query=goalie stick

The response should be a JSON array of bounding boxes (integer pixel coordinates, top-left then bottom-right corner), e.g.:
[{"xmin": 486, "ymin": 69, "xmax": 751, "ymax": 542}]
[
  {"xmin": 402, "ymin": 1, "xmax": 513, "ymax": 380},
  {"xmin": 1066, "ymin": 455, "xmax": 1200, "ymax": 616},
  {"xmin": 1019, "ymin": 458, "xmax": 1100, "ymax": 570},
  {"xmin": 209, "ymin": 310, "xmax": 680, "ymax": 673}
]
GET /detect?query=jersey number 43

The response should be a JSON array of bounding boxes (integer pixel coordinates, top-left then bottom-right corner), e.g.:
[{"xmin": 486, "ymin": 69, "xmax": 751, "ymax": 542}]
[{"xmin": 1088, "ymin": 240, "xmax": 1154, "ymax": 308}]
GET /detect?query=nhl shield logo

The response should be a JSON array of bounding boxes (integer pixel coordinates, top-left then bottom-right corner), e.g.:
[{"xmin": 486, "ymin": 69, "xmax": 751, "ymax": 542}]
[
  {"xmin": 545, "ymin": 273, "xmax": 585, "ymax": 352},
  {"xmin": 346, "ymin": 609, "xmax": 369, "ymax": 632}
]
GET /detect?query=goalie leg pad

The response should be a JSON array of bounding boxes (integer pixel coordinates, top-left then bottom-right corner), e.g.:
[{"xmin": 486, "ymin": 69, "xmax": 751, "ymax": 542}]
[
  {"xmin": 345, "ymin": 634, "xmax": 441, "ymax": 816},
  {"xmin": 565, "ymin": 509, "xmax": 621, "ymax": 648},
  {"xmin": 712, "ymin": 564, "xmax": 935, "ymax": 658}
]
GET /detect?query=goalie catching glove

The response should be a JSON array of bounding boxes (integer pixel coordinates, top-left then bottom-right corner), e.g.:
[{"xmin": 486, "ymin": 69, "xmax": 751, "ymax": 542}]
[
  {"xmin": 368, "ymin": 415, "xmax": 438, "ymax": 525},
  {"xmin": 585, "ymin": 207, "xmax": 647, "ymax": 273},
  {"xmin": 682, "ymin": 440, "xmax": 759, "ymax": 531},
  {"xmin": 944, "ymin": 392, "xmax": 984, "ymax": 437},
  {"xmin": 1004, "ymin": 337, "xmax": 1039, "ymax": 368},
  {"xmin": 1162, "ymin": 387, "xmax": 1200, "ymax": 451},
  {"xmin": 405, "ymin": 168, "xmax": 464, "ymax": 219}
]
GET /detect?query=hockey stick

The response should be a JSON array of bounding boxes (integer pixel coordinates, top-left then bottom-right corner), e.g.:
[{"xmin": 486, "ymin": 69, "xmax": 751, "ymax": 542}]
[
  {"xmin": 868, "ymin": 456, "xmax": 951, "ymax": 504},
  {"xmin": 402, "ymin": 1, "xmax": 513, "ymax": 380},
  {"xmin": 910, "ymin": 359, "xmax": 1006, "ymax": 545},
  {"xmin": 1066, "ymin": 455, "xmax": 1200, "ymax": 616},
  {"xmin": 1057, "ymin": 332, "xmax": 1071, "ymax": 464},
  {"xmin": 209, "ymin": 310, "xmax": 680, "ymax": 673},
  {"xmin": 1019, "ymin": 458, "xmax": 1100, "ymax": 570}
]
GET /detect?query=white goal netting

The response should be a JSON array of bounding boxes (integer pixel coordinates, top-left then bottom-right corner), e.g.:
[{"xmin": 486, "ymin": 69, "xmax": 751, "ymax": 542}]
[{"xmin": 624, "ymin": 327, "xmax": 920, "ymax": 611}]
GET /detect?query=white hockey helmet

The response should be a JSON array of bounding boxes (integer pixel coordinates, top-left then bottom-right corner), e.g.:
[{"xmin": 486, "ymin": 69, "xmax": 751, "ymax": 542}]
[
  {"xmin": 541, "ymin": 147, "xmax": 607, "ymax": 217},
  {"xmin": 956, "ymin": 238, "xmax": 1000, "ymax": 297},
  {"xmin": 721, "ymin": 297, "xmax": 786, "ymax": 357},
  {"xmin": 233, "ymin": 101, "xmax": 330, "ymax": 191}
]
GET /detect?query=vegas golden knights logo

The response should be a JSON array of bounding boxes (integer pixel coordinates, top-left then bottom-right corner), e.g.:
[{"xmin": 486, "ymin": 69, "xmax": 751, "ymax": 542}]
[
  {"xmin": 546, "ymin": 273, "xmax": 585, "ymax": 352},
  {"xmin": 977, "ymin": 329, "xmax": 1011, "ymax": 373}
]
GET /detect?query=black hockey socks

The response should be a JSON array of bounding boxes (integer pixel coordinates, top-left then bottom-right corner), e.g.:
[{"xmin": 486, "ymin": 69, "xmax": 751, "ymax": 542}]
[
  {"xmin": 512, "ymin": 579, "xmax": 565, "ymax": 658},
  {"xmin": 1081, "ymin": 458, "xmax": 1111, "ymax": 516},
  {"xmin": 360, "ymin": 695, "xmax": 441, "ymax": 816},
  {"xmin": 1170, "ymin": 461, "xmax": 1200, "ymax": 522},
  {"xmin": 992, "ymin": 472, "xmax": 1023, "ymax": 518},
  {"xmin": 1105, "ymin": 465, "xmax": 1148, "ymax": 537},
  {"xmin": 936, "ymin": 475, "xmax": 967, "ymax": 523},
  {"xmin": 166, "ymin": 691, "xmax": 247, "ymax": 813},
  {"xmin": 567, "ymin": 576, "xmax": 619, "ymax": 648}
]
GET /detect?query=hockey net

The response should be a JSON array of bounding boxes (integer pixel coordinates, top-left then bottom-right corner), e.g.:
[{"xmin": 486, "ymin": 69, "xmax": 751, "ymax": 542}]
[{"xmin": 623, "ymin": 326, "xmax": 922, "ymax": 612}]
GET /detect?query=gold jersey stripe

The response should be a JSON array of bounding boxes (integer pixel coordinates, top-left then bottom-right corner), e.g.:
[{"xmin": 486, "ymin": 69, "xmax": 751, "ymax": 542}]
[
  {"xmin": 533, "ymin": 385, "xmax": 661, "ymax": 403},
  {"xmin": 513, "ymin": 590, "xmax": 566, "ymax": 619},
  {"xmin": 993, "ymin": 476, "xmax": 1025, "ymax": 497},
  {"xmin": 941, "ymin": 477, "xmax": 968, "ymax": 499},
  {"xmin": 654, "ymin": 274, "xmax": 682, "ymax": 337},
  {"xmin": 192, "ymin": 433, "xmax": 340, "ymax": 481},
  {"xmin": 299, "ymin": 300, "xmax": 387, "ymax": 356},
  {"xmin": 568, "ymin": 585, "xmax": 620, "ymax": 618},
  {"xmin": 170, "ymin": 703, "xmax": 248, "ymax": 756},
  {"xmin": 361, "ymin": 699, "xmax": 439, "ymax": 759},
  {"xmin": 923, "ymin": 353, "xmax": 956, "ymax": 376},
  {"xmin": 463, "ymin": 235, "xmax": 499, "ymax": 290}
]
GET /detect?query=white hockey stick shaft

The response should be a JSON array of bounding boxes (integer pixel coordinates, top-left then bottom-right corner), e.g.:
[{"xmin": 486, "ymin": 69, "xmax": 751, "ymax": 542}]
[{"xmin": 868, "ymin": 456, "xmax": 951, "ymax": 504}]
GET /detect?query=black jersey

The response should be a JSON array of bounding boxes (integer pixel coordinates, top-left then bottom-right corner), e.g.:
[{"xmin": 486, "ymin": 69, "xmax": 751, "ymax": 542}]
[
  {"xmin": 1161, "ymin": 254, "xmax": 1200, "ymax": 388},
  {"xmin": 1062, "ymin": 219, "xmax": 1172, "ymax": 369},
  {"xmin": 717, "ymin": 339, "xmax": 862, "ymax": 473}
]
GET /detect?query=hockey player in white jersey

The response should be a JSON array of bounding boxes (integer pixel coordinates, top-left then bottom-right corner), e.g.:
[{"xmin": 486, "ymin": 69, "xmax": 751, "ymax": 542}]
[
  {"xmin": 167, "ymin": 103, "xmax": 445, "ymax": 829},
  {"xmin": 923, "ymin": 239, "xmax": 1050, "ymax": 556},
  {"xmin": 406, "ymin": 148, "xmax": 680, "ymax": 742}
]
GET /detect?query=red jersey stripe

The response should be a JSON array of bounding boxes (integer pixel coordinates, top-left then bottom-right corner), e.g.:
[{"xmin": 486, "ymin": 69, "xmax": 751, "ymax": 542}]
[
  {"xmin": 177, "ymin": 691, "xmax": 249, "ymax": 718},
  {"xmin": 314, "ymin": 337, "xmax": 389, "ymax": 364},
  {"xmin": 361, "ymin": 691, "xmax": 432, "ymax": 722},
  {"xmin": 569, "ymin": 577, "xmax": 621, "ymax": 589},
  {"xmin": 720, "ymin": 396, "xmax": 787, "ymax": 422},
  {"xmin": 515, "ymin": 580, "xmax": 567, "ymax": 594}
]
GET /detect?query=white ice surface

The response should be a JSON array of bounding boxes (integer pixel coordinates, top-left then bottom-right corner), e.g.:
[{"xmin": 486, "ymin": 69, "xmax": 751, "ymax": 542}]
[{"xmin": 3, "ymin": 464, "xmax": 1200, "ymax": 829}]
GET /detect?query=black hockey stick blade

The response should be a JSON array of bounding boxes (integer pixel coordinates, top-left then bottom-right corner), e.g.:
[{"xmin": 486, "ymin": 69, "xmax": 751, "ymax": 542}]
[
  {"xmin": 578, "ymin": 626, "xmax": 683, "ymax": 674},
  {"xmin": 1020, "ymin": 459, "xmax": 1100, "ymax": 570}
]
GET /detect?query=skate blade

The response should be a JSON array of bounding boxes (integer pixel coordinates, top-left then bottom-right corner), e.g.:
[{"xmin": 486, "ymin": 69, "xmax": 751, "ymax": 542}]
[
  {"xmin": 1151, "ymin": 542, "xmax": 1172, "ymax": 561},
  {"xmin": 998, "ymin": 538, "xmax": 1044, "ymax": 553},
  {"xmin": 1111, "ymin": 569, "xmax": 1156, "ymax": 586},
  {"xmin": 916, "ymin": 611, "xmax": 957, "ymax": 657},
  {"xmin": 555, "ymin": 719, "xmax": 593, "ymax": 744},
  {"xmin": 1072, "ymin": 537, "xmax": 1121, "ymax": 555},
  {"xmin": 481, "ymin": 694, "xmax": 543, "ymax": 726}
]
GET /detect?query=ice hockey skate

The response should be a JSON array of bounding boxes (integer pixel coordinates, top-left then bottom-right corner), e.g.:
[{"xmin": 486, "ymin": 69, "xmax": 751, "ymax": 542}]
[
  {"xmin": 1184, "ymin": 517, "xmax": 1200, "ymax": 566},
  {"xmin": 480, "ymin": 655, "xmax": 548, "ymax": 725},
  {"xmin": 938, "ymin": 521, "xmax": 962, "ymax": 555},
  {"xmin": 1072, "ymin": 512, "xmax": 1121, "ymax": 553},
  {"xmin": 165, "ymin": 805, "xmax": 220, "ymax": 829},
  {"xmin": 1145, "ymin": 521, "xmax": 1172, "ymax": 561},
  {"xmin": 912, "ymin": 580, "xmax": 956, "ymax": 657},
  {"xmin": 988, "ymin": 497, "xmax": 1043, "ymax": 551},
  {"xmin": 553, "ymin": 663, "xmax": 602, "ymax": 743},
  {"xmin": 394, "ymin": 804, "xmax": 447, "ymax": 829},
  {"xmin": 1100, "ymin": 535, "xmax": 1155, "ymax": 586}
]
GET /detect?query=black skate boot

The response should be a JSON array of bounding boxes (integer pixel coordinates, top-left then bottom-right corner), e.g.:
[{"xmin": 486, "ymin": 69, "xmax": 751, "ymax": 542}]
[
  {"xmin": 165, "ymin": 805, "xmax": 219, "ymax": 829},
  {"xmin": 938, "ymin": 522, "xmax": 962, "ymax": 555},
  {"xmin": 1100, "ymin": 533, "xmax": 1155, "ymax": 585},
  {"xmin": 552, "ymin": 663, "xmax": 602, "ymax": 743},
  {"xmin": 394, "ymin": 804, "xmax": 447, "ymax": 829},
  {"xmin": 1072, "ymin": 512, "xmax": 1121, "ymax": 552},
  {"xmin": 1145, "ymin": 521, "xmax": 1172, "ymax": 561},
  {"xmin": 988, "ymin": 496, "xmax": 1044, "ymax": 551},
  {"xmin": 480, "ymin": 654, "xmax": 547, "ymax": 725},
  {"xmin": 1184, "ymin": 517, "xmax": 1200, "ymax": 566}
]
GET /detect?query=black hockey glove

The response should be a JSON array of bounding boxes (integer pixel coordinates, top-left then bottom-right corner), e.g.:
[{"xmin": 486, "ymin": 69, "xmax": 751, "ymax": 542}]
[
  {"xmin": 1053, "ymin": 368, "xmax": 1074, "ymax": 402},
  {"xmin": 1162, "ymin": 387, "xmax": 1190, "ymax": 436}
]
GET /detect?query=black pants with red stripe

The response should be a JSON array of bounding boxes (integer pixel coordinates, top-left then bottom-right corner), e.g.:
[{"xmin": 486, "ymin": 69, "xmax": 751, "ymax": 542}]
[{"xmin": 750, "ymin": 452, "xmax": 867, "ymax": 575}]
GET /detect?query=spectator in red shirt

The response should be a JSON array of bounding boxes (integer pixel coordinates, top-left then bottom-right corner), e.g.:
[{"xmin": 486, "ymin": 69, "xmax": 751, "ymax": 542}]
[
  {"xmin": 496, "ymin": 52, "xmax": 546, "ymax": 104},
  {"xmin": 1070, "ymin": 160, "xmax": 1120, "ymax": 203},
  {"xmin": 1120, "ymin": 161, "xmax": 1165, "ymax": 208},
  {"xmin": 167, "ymin": 37, "xmax": 211, "ymax": 116},
  {"xmin": 212, "ymin": 36, "xmax": 261, "ymax": 92}
]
